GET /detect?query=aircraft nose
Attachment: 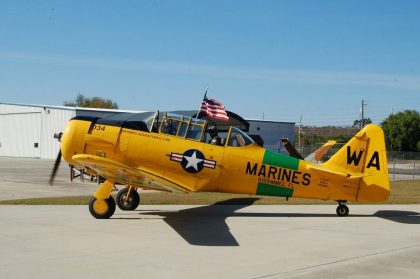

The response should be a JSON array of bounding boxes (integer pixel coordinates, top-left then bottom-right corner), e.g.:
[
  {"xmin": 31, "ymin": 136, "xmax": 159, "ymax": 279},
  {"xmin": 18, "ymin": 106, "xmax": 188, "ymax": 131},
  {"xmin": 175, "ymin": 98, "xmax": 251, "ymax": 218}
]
[
  {"xmin": 60, "ymin": 122, "xmax": 75, "ymax": 163},
  {"xmin": 60, "ymin": 119, "xmax": 91, "ymax": 167}
]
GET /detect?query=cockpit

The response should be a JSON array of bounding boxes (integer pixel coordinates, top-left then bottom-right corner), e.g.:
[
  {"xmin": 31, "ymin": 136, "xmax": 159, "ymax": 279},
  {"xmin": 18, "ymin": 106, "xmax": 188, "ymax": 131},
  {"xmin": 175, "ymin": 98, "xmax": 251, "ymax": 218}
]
[
  {"xmin": 149, "ymin": 112, "xmax": 255, "ymax": 148},
  {"xmin": 81, "ymin": 111, "xmax": 255, "ymax": 148}
]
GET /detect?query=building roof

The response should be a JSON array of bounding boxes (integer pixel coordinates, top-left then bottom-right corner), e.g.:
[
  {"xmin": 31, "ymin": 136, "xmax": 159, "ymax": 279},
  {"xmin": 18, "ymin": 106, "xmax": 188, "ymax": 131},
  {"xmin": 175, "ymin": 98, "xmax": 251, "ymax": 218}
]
[{"xmin": 0, "ymin": 102, "xmax": 144, "ymax": 113}]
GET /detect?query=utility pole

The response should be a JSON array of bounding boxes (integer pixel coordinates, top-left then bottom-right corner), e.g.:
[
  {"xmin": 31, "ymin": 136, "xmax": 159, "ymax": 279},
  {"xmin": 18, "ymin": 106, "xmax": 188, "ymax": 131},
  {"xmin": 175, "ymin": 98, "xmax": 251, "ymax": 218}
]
[
  {"xmin": 360, "ymin": 100, "xmax": 367, "ymax": 128},
  {"xmin": 298, "ymin": 116, "xmax": 302, "ymax": 154}
]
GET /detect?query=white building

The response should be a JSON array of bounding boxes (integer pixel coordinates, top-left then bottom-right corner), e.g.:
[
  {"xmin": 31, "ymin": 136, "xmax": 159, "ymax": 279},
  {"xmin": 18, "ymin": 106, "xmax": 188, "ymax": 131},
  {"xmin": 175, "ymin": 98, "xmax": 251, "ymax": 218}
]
[
  {"xmin": 0, "ymin": 103, "xmax": 141, "ymax": 159},
  {"xmin": 0, "ymin": 102, "xmax": 294, "ymax": 159}
]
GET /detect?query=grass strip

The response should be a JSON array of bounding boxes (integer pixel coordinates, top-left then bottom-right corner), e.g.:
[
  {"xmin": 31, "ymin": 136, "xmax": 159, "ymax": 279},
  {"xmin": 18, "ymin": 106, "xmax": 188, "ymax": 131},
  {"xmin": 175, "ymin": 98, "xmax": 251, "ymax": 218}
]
[{"xmin": 1, "ymin": 180, "xmax": 419, "ymax": 205}]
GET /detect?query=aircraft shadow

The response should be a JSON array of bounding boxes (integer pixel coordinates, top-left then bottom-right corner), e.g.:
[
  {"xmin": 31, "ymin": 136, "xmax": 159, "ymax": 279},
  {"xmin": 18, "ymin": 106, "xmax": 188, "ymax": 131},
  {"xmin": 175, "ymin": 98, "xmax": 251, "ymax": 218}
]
[
  {"xmin": 119, "ymin": 200, "xmax": 420, "ymax": 246},
  {"xmin": 140, "ymin": 198, "xmax": 260, "ymax": 247},
  {"xmin": 373, "ymin": 210, "xmax": 420, "ymax": 224}
]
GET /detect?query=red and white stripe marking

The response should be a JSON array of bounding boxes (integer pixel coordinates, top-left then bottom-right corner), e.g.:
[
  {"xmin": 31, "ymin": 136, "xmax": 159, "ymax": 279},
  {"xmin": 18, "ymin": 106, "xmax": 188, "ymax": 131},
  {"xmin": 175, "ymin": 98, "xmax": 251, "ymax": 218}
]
[
  {"xmin": 170, "ymin": 152, "xmax": 216, "ymax": 169},
  {"xmin": 203, "ymin": 159, "xmax": 216, "ymax": 169},
  {"xmin": 170, "ymin": 153, "xmax": 183, "ymax": 162}
]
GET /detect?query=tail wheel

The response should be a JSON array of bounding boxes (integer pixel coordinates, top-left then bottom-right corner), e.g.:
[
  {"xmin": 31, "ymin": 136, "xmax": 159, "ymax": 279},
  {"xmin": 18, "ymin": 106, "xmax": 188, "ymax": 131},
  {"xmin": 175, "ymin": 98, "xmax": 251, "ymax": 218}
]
[
  {"xmin": 336, "ymin": 204, "xmax": 349, "ymax": 217},
  {"xmin": 89, "ymin": 196, "xmax": 116, "ymax": 219},
  {"xmin": 116, "ymin": 188, "xmax": 140, "ymax": 211}
]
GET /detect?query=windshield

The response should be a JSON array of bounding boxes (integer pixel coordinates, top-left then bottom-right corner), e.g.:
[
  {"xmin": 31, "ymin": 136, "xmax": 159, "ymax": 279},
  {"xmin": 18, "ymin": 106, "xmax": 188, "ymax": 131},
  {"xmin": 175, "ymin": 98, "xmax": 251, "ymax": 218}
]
[{"xmin": 227, "ymin": 127, "xmax": 255, "ymax": 147}]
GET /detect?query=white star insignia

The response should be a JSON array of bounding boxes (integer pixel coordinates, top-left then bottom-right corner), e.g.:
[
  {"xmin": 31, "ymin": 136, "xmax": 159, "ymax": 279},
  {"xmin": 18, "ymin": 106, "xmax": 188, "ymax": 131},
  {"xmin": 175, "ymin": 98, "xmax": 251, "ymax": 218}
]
[{"xmin": 184, "ymin": 151, "xmax": 204, "ymax": 171}]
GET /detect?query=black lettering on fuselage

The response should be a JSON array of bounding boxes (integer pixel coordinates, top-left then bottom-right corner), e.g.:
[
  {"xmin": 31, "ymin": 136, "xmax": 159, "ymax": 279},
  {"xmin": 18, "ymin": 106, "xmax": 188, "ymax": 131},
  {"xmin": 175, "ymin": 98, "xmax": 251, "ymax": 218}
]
[
  {"xmin": 276, "ymin": 168, "xmax": 283, "ymax": 181},
  {"xmin": 292, "ymin": 171, "xmax": 301, "ymax": 184},
  {"xmin": 347, "ymin": 146, "xmax": 364, "ymax": 166},
  {"xmin": 268, "ymin": 166, "xmax": 278, "ymax": 179},
  {"xmin": 258, "ymin": 165, "xmax": 266, "ymax": 177},
  {"xmin": 302, "ymin": 173, "xmax": 311, "ymax": 186},
  {"xmin": 246, "ymin": 162, "xmax": 258, "ymax": 175},
  {"xmin": 245, "ymin": 162, "xmax": 312, "ymax": 186},
  {"xmin": 282, "ymin": 169, "xmax": 292, "ymax": 182},
  {"xmin": 366, "ymin": 151, "xmax": 381, "ymax": 170}
]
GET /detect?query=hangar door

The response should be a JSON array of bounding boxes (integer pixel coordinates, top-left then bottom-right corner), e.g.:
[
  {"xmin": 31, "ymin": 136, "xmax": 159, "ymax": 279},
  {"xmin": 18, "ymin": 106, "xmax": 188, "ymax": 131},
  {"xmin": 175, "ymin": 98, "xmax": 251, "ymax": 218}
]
[{"xmin": 0, "ymin": 113, "xmax": 41, "ymax": 158}]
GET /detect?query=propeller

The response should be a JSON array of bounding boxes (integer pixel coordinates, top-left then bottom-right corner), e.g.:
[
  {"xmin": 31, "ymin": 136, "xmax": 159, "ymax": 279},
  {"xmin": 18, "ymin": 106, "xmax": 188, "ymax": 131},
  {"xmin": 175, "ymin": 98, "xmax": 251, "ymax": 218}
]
[
  {"xmin": 49, "ymin": 150, "xmax": 62, "ymax": 185},
  {"xmin": 49, "ymin": 132, "xmax": 63, "ymax": 185}
]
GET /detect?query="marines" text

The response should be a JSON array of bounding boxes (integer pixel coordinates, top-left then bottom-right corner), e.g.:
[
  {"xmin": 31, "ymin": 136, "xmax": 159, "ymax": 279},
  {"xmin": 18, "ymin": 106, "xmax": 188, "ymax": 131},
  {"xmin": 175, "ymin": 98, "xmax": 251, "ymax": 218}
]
[{"xmin": 246, "ymin": 162, "xmax": 311, "ymax": 186}]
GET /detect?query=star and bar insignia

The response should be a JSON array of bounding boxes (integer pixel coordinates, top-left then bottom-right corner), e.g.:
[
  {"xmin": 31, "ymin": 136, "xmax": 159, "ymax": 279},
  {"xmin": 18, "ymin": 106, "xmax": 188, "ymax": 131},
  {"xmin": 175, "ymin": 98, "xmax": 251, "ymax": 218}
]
[{"xmin": 170, "ymin": 149, "xmax": 216, "ymax": 173}]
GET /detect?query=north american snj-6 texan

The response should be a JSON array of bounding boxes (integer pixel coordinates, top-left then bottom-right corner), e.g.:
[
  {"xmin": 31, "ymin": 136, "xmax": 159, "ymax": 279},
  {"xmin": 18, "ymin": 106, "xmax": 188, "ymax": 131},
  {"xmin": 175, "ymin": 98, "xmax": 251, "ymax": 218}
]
[{"xmin": 49, "ymin": 94, "xmax": 390, "ymax": 219}]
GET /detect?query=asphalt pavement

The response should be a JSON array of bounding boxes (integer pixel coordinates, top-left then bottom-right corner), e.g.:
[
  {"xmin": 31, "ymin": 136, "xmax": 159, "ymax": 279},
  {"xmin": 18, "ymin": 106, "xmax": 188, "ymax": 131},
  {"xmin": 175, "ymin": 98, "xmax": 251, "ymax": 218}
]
[
  {"xmin": 0, "ymin": 204, "xmax": 419, "ymax": 279},
  {"xmin": 0, "ymin": 157, "xmax": 419, "ymax": 278}
]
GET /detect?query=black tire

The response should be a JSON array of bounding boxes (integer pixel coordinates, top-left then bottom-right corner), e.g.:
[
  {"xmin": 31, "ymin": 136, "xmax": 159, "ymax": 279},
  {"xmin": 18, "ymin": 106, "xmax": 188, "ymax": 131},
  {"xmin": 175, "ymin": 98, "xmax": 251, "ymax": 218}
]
[
  {"xmin": 336, "ymin": 204, "xmax": 349, "ymax": 217},
  {"xmin": 116, "ymin": 188, "xmax": 140, "ymax": 211},
  {"xmin": 89, "ymin": 196, "xmax": 116, "ymax": 219}
]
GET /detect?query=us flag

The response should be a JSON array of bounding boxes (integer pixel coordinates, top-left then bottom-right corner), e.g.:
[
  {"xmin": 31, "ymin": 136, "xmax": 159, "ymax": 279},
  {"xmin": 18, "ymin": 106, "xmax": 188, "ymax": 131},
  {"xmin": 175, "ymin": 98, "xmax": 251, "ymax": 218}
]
[{"xmin": 200, "ymin": 92, "xmax": 229, "ymax": 121}]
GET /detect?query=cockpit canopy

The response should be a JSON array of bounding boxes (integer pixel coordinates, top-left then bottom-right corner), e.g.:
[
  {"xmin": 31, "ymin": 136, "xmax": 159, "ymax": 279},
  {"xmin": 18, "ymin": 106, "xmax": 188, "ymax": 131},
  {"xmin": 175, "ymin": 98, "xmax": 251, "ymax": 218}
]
[
  {"xmin": 157, "ymin": 112, "xmax": 254, "ymax": 147},
  {"xmin": 158, "ymin": 112, "xmax": 206, "ymax": 141},
  {"xmin": 82, "ymin": 111, "xmax": 255, "ymax": 148}
]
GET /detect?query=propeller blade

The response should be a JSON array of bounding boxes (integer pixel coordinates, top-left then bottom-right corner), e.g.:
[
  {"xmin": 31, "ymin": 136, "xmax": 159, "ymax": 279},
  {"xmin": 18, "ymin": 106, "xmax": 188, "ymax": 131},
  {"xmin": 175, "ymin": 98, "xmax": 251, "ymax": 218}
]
[{"xmin": 49, "ymin": 150, "xmax": 62, "ymax": 185}]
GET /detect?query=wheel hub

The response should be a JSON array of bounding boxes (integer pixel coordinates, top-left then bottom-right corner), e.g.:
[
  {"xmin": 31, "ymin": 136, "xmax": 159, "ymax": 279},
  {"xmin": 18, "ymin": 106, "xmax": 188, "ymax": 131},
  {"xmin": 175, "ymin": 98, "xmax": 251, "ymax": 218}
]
[{"xmin": 93, "ymin": 199, "xmax": 109, "ymax": 214}]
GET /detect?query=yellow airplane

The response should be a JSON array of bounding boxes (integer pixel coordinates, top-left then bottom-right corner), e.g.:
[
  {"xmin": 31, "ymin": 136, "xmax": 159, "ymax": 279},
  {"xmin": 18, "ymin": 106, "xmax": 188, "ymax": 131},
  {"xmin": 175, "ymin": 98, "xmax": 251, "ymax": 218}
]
[{"xmin": 50, "ymin": 112, "xmax": 390, "ymax": 219}]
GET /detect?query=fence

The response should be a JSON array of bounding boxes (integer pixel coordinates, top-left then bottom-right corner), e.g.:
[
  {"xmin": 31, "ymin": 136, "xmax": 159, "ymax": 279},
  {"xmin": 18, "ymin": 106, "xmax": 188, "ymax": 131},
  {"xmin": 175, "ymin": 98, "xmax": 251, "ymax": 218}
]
[{"xmin": 385, "ymin": 152, "xmax": 420, "ymax": 180}]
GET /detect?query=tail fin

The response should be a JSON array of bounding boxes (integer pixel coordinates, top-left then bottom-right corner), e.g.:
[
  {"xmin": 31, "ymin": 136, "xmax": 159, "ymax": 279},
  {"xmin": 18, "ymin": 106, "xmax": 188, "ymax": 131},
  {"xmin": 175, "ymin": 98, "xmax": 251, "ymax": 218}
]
[{"xmin": 322, "ymin": 124, "xmax": 390, "ymax": 202}]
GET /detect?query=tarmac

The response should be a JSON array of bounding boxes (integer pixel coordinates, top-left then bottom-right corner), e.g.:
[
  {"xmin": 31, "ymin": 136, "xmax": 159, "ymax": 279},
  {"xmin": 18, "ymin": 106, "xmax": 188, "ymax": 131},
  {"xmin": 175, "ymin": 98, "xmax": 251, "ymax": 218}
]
[
  {"xmin": 0, "ymin": 157, "xmax": 420, "ymax": 278},
  {"xmin": 0, "ymin": 157, "xmax": 98, "ymax": 200}
]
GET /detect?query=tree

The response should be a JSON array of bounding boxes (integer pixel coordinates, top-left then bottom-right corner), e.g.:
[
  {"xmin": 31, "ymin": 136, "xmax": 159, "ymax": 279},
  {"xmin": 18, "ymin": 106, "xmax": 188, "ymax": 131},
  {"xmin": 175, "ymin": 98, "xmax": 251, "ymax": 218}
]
[
  {"xmin": 381, "ymin": 110, "xmax": 420, "ymax": 151},
  {"xmin": 353, "ymin": 118, "xmax": 372, "ymax": 128},
  {"xmin": 64, "ymin": 94, "xmax": 118, "ymax": 109}
]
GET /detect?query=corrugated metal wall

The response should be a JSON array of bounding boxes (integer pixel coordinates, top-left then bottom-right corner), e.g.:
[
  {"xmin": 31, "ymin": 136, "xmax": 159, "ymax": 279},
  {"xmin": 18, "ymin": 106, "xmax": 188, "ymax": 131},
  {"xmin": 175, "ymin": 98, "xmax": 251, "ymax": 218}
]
[
  {"xmin": 40, "ymin": 108, "xmax": 75, "ymax": 159},
  {"xmin": 0, "ymin": 104, "xmax": 75, "ymax": 159},
  {"xmin": 0, "ymin": 112, "xmax": 41, "ymax": 157}
]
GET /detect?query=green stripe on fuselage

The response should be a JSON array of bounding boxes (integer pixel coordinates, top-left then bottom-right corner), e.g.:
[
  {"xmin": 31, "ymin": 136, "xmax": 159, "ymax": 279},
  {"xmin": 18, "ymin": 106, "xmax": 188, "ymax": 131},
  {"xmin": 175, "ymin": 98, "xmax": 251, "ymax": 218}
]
[
  {"xmin": 256, "ymin": 183, "xmax": 293, "ymax": 197},
  {"xmin": 263, "ymin": 150, "xmax": 300, "ymax": 170},
  {"xmin": 255, "ymin": 150, "xmax": 300, "ymax": 197}
]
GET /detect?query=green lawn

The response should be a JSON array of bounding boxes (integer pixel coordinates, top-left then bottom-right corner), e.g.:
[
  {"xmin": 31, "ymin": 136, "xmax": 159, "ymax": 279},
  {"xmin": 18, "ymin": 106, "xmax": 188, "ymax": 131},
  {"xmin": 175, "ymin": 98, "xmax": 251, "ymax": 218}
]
[{"xmin": 1, "ymin": 180, "xmax": 419, "ymax": 205}]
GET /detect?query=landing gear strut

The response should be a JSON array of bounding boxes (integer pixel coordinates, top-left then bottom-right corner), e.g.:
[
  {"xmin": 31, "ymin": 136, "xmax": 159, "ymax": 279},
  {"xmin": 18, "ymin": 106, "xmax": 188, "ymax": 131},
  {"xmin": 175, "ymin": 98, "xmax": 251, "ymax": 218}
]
[
  {"xmin": 116, "ymin": 187, "xmax": 141, "ymax": 211},
  {"xmin": 336, "ymin": 201, "xmax": 349, "ymax": 217}
]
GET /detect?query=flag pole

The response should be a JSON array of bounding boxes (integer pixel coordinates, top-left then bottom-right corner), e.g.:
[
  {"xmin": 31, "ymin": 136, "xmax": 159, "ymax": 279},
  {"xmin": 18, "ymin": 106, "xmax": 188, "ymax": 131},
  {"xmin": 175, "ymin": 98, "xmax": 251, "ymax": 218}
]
[{"xmin": 196, "ymin": 88, "xmax": 208, "ymax": 119}]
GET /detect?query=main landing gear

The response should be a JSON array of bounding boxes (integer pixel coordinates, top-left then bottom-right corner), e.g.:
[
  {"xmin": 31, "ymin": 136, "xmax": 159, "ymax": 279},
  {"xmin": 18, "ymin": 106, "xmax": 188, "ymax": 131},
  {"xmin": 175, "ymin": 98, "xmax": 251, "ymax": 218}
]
[
  {"xmin": 89, "ymin": 180, "xmax": 116, "ymax": 219},
  {"xmin": 116, "ymin": 187, "xmax": 140, "ymax": 211},
  {"xmin": 336, "ymin": 201, "xmax": 349, "ymax": 217},
  {"xmin": 89, "ymin": 196, "xmax": 116, "ymax": 219},
  {"xmin": 89, "ymin": 181, "xmax": 141, "ymax": 219}
]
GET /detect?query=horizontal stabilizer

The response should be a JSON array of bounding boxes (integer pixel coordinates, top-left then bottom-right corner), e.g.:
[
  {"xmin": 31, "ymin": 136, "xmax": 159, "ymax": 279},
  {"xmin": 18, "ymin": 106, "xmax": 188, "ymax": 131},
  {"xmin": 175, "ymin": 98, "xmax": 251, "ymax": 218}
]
[{"xmin": 308, "ymin": 164, "xmax": 369, "ymax": 179}]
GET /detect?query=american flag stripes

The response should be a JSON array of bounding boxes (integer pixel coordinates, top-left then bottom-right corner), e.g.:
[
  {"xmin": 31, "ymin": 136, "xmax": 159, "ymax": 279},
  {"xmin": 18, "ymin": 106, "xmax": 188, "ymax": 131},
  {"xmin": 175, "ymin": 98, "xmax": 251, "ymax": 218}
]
[{"xmin": 200, "ymin": 92, "xmax": 229, "ymax": 121}]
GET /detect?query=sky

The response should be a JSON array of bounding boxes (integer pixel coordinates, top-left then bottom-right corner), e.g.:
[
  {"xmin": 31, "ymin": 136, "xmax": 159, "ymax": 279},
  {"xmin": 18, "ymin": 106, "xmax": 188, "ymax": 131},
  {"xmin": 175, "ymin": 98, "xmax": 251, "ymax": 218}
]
[{"xmin": 0, "ymin": 0, "xmax": 419, "ymax": 126}]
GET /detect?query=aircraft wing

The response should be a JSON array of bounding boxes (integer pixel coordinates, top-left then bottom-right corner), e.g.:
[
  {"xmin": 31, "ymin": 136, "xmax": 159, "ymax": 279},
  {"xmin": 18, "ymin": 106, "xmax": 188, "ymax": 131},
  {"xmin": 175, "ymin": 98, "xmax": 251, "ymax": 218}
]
[
  {"xmin": 305, "ymin": 140, "xmax": 337, "ymax": 163},
  {"xmin": 72, "ymin": 154, "xmax": 191, "ymax": 193}
]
